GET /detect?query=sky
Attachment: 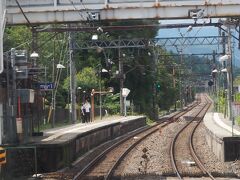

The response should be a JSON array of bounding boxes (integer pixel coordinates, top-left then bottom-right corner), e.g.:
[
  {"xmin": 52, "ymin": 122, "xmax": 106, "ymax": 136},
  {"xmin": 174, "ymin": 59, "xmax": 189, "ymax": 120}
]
[{"xmin": 157, "ymin": 19, "xmax": 240, "ymax": 67}]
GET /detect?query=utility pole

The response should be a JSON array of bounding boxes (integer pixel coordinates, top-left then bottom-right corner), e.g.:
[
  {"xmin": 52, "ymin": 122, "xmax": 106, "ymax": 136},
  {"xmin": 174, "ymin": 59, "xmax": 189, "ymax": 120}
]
[
  {"xmin": 51, "ymin": 39, "xmax": 55, "ymax": 128},
  {"xmin": 222, "ymin": 32, "xmax": 226, "ymax": 55},
  {"xmin": 173, "ymin": 66, "xmax": 177, "ymax": 110},
  {"xmin": 10, "ymin": 48, "xmax": 17, "ymax": 143},
  {"xmin": 69, "ymin": 32, "xmax": 76, "ymax": 123},
  {"xmin": 118, "ymin": 36, "xmax": 124, "ymax": 116},
  {"xmin": 0, "ymin": 0, "xmax": 4, "ymax": 143},
  {"xmin": 152, "ymin": 46, "xmax": 159, "ymax": 120},
  {"xmin": 99, "ymin": 65, "xmax": 102, "ymax": 120},
  {"xmin": 0, "ymin": 0, "xmax": 6, "ymax": 74},
  {"xmin": 226, "ymin": 22, "xmax": 233, "ymax": 135},
  {"xmin": 179, "ymin": 50, "xmax": 183, "ymax": 109}
]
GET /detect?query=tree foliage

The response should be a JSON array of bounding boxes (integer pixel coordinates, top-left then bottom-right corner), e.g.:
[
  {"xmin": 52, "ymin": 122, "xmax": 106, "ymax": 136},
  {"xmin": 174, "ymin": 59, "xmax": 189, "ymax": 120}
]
[
  {"xmin": 63, "ymin": 67, "xmax": 101, "ymax": 92},
  {"xmin": 3, "ymin": 21, "xmax": 189, "ymax": 117},
  {"xmin": 3, "ymin": 26, "xmax": 31, "ymax": 52}
]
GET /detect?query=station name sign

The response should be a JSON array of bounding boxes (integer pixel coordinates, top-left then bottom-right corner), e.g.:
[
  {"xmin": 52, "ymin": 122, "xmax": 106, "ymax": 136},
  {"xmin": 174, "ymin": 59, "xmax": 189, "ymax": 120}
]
[{"xmin": 38, "ymin": 82, "xmax": 54, "ymax": 90}]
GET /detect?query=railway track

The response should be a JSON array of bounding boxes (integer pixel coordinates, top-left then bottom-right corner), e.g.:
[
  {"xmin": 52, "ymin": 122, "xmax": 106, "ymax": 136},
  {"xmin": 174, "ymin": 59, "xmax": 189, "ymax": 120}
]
[
  {"xmin": 41, "ymin": 96, "xmax": 203, "ymax": 180},
  {"xmin": 170, "ymin": 94, "xmax": 214, "ymax": 179},
  {"xmin": 72, "ymin": 99, "xmax": 201, "ymax": 180}
]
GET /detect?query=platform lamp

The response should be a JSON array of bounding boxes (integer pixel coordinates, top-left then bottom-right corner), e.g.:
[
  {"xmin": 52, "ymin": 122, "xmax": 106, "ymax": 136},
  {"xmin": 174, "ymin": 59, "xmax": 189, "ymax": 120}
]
[
  {"xmin": 221, "ymin": 68, "xmax": 227, "ymax": 73},
  {"xmin": 30, "ymin": 51, "xmax": 39, "ymax": 67},
  {"xmin": 30, "ymin": 51, "xmax": 40, "ymax": 137},
  {"xmin": 92, "ymin": 34, "xmax": 98, "ymax": 40},
  {"xmin": 219, "ymin": 54, "xmax": 231, "ymax": 63}
]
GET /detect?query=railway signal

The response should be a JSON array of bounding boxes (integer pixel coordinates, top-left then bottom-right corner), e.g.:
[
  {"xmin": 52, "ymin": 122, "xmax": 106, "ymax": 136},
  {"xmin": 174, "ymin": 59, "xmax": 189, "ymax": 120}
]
[{"xmin": 156, "ymin": 83, "xmax": 161, "ymax": 92}]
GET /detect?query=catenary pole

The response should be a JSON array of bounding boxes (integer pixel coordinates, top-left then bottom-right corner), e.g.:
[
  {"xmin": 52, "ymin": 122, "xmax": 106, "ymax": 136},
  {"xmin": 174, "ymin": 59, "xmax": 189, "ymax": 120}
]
[
  {"xmin": 119, "ymin": 36, "xmax": 124, "ymax": 116},
  {"xmin": 69, "ymin": 32, "xmax": 76, "ymax": 123}
]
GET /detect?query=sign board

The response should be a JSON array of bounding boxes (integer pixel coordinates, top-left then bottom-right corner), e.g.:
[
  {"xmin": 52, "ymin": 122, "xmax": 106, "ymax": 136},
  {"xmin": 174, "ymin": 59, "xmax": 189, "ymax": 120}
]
[
  {"xmin": 39, "ymin": 82, "xmax": 54, "ymax": 90},
  {"xmin": 126, "ymin": 100, "xmax": 130, "ymax": 107},
  {"xmin": 122, "ymin": 88, "xmax": 130, "ymax": 97},
  {"xmin": 17, "ymin": 89, "xmax": 35, "ymax": 103},
  {"xmin": 15, "ymin": 50, "xmax": 27, "ymax": 64},
  {"xmin": 16, "ymin": 118, "xmax": 23, "ymax": 133},
  {"xmin": 16, "ymin": 66, "xmax": 28, "ymax": 79}
]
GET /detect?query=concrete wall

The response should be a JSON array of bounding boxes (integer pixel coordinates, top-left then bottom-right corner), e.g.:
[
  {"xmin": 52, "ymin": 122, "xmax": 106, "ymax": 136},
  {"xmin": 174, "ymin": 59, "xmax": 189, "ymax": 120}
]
[
  {"xmin": 3, "ymin": 117, "xmax": 146, "ymax": 178},
  {"xmin": 204, "ymin": 125, "xmax": 225, "ymax": 162},
  {"xmin": 204, "ymin": 112, "xmax": 240, "ymax": 162},
  {"xmin": 36, "ymin": 116, "xmax": 146, "ymax": 173}
]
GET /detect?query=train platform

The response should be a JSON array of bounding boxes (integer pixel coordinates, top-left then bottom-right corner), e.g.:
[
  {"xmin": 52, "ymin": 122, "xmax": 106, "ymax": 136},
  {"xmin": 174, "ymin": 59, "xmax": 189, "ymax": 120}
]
[
  {"xmin": 31, "ymin": 115, "xmax": 147, "ymax": 172},
  {"xmin": 204, "ymin": 112, "xmax": 240, "ymax": 138},
  {"xmin": 32, "ymin": 115, "xmax": 145, "ymax": 144},
  {"xmin": 203, "ymin": 111, "xmax": 240, "ymax": 162},
  {"xmin": 3, "ymin": 115, "xmax": 147, "ymax": 178}
]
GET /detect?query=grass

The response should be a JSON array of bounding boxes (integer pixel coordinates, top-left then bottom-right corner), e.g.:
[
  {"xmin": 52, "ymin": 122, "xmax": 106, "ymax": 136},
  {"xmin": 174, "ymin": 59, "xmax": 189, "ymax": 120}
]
[
  {"xmin": 146, "ymin": 117, "xmax": 155, "ymax": 125},
  {"xmin": 236, "ymin": 116, "xmax": 240, "ymax": 126}
]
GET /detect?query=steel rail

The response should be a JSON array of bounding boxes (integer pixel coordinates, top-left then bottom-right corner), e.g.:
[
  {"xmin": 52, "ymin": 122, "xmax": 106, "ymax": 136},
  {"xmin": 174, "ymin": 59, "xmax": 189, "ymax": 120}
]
[
  {"xmin": 104, "ymin": 100, "xmax": 200, "ymax": 179},
  {"xmin": 72, "ymin": 122, "xmax": 161, "ymax": 180},
  {"xmin": 171, "ymin": 101, "xmax": 199, "ymax": 122},
  {"xmin": 105, "ymin": 124, "xmax": 161, "ymax": 180},
  {"xmin": 73, "ymin": 101, "xmax": 199, "ymax": 180},
  {"xmin": 189, "ymin": 95, "xmax": 215, "ymax": 180},
  {"xmin": 105, "ymin": 98, "xmax": 202, "ymax": 179},
  {"xmin": 170, "ymin": 94, "xmax": 210, "ymax": 180}
]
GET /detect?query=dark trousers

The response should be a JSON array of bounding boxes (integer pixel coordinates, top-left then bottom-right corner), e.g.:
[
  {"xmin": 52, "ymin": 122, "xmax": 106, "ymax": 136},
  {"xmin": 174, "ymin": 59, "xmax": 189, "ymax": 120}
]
[
  {"xmin": 85, "ymin": 112, "xmax": 90, "ymax": 122},
  {"xmin": 81, "ymin": 114, "xmax": 86, "ymax": 123}
]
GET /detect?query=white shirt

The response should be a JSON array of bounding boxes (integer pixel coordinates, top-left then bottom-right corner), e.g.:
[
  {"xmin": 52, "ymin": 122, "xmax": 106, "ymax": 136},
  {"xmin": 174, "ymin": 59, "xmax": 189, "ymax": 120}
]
[{"xmin": 84, "ymin": 102, "xmax": 91, "ymax": 113}]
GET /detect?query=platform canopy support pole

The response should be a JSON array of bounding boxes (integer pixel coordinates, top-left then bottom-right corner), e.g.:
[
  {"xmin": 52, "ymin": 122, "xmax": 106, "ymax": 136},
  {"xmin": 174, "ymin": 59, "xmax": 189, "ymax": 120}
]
[{"xmin": 0, "ymin": 0, "xmax": 6, "ymax": 74}]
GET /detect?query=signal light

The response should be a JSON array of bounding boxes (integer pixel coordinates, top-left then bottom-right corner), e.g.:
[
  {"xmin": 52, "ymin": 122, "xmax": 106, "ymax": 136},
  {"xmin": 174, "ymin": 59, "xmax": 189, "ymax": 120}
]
[{"xmin": 156, "ymin": 83, "xmax": 160, "ymax": 92}]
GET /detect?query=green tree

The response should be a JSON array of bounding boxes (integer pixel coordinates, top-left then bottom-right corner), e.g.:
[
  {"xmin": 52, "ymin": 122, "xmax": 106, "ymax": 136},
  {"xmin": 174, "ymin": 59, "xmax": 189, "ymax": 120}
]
[
  {"xmin": 4, "ymin": 21, "xmax": 181, "ymax": 118},
  {"xmin": 3, "ymin": 26, "xmax": 31, "ymax": 52},
  {"xmin": 63, "ymin": 67, "xmax": 102, "ymax": 92},
  {"xmin": 103, "ymin": 93, "xmax": 120, "ymax": 115}
]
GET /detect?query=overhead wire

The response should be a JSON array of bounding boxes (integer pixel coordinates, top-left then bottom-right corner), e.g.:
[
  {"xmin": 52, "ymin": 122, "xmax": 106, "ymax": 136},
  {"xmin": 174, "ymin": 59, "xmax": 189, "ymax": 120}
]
[
  {"xmin": 36, "ymin": 32, "xmax": 61, "ymax": 51},
  {"xmin": 3, "ymin": 40, "xmax": 32, "ymax": 54},
  {"xmin": 68, "ymin": 0, "xmax": 87, "ymax": 21},
  {"xmin": 15, "ymin": 0, "xmax": 32, "ymax": 28},
  {"xmin": 78, "ymin": 0, "xmax": 94, "ymax": 24},
  {"xmin": 3, "ymin": 0, "xmax": 33, "ymax": 54},
  {"xmin": 54, "ymin": 33, "xmax": 68, "ymax": 93},
  {"xmin": 52, "ymin": 33, "xmax": 68, "ymax": 114},
  {"xmin": 67, "ymin": 0, "xmax": 114, "ymax": 69},
  {"xmin": 5, "ymin": 1, "xmax": 61, "ymax": 55},
  {"xmin": 3, "ymin": 31, "xmax": 61, "ymax": 55}
]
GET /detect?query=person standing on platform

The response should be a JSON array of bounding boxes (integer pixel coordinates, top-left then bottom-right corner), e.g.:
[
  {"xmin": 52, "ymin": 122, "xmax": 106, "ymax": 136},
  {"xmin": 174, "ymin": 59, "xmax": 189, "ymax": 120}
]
[
  {"xmin": 81, "ymin": 103, "xmax": 86, "ymax": 123},
  {"xmin": 84, "ymin": 99, "xmax": 91, "ymax": 123}
]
